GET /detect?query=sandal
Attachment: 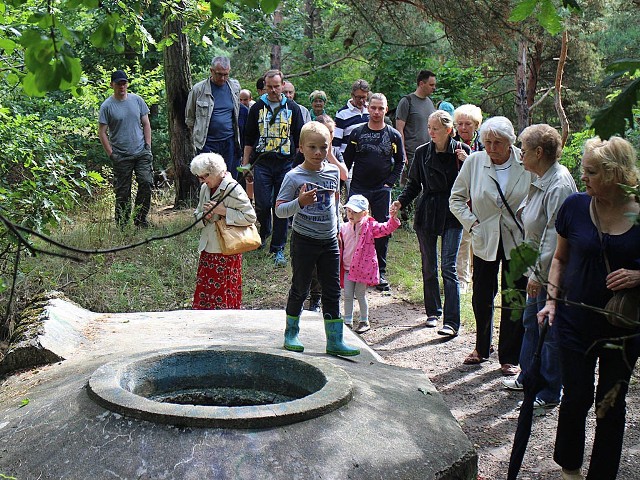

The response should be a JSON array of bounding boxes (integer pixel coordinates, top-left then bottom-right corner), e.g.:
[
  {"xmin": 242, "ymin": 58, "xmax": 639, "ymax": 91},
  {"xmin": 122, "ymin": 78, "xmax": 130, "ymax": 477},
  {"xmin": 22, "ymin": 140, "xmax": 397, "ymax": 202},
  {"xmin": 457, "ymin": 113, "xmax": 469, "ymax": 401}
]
[
  {"xmin": 501, "ymin": 363, "xmax": 520, "ymax": 376},
  {"xmin": 463, "ymin": 350, "xmax": 487, "ymax": 365}
]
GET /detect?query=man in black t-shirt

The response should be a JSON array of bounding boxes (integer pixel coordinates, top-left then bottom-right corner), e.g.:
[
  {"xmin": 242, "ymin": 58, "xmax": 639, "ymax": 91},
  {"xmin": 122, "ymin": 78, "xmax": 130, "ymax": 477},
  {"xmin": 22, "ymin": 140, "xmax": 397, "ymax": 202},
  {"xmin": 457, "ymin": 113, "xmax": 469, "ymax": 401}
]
[{"xmin": 343, "ymin": 93, "xmax": 405, "ymax": 291}]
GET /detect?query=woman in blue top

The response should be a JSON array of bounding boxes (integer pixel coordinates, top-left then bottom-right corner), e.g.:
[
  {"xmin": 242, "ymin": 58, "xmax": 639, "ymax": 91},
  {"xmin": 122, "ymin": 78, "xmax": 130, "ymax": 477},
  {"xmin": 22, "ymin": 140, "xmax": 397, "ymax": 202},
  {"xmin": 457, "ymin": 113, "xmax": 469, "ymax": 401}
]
[{"xmin": 538, "ymin": 136, "xmax": 640, "ymax": 480}]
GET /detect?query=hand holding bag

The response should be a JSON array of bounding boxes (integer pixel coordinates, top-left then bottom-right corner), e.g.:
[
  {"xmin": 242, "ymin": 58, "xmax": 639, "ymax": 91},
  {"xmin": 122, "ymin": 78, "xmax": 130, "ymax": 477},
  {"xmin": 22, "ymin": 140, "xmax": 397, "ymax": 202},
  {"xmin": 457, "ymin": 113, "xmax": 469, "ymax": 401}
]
[
  {"xmin": 591, "ymin": 199, "xmax": 640, "ymax": 329},
  {"xmin": 211, "ymin": 183, "xmax": 261, "ymax": 255}
]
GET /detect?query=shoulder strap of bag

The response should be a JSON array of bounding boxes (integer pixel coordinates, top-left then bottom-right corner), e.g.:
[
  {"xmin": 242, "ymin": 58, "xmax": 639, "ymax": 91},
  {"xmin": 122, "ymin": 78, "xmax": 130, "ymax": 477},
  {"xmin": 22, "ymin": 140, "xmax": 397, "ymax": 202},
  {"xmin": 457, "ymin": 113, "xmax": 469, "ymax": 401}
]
[
  {"xmin": 590, "ymin": 197, "xmax": 612, "ymax": 274},
  {"xmin": 490, "ymin": 176, "xmax": 524, "ymax": 237},
  {"xmin": 205, "ymin": 181, "xmax": 239, "ymax": 217}
]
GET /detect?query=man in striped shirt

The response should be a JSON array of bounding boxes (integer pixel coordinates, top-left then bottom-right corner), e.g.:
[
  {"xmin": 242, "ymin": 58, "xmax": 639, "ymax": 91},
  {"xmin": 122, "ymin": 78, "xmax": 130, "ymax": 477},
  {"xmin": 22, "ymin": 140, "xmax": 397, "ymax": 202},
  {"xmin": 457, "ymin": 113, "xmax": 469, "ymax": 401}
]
[{"xmin": 333, "ymin": 79, "xmax": 370, "ymax": 154}]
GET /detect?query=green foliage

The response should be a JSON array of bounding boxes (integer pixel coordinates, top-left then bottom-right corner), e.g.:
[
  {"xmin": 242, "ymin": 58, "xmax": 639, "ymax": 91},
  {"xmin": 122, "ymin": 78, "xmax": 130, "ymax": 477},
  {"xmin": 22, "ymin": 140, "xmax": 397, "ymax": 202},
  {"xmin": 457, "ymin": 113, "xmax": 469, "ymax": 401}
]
[
  {"xmin": 560, "ymin": 128, "xmax": 594, "ymax": 189},
  {"xmin": 0, "ymin": 111, "xmax": 103, "ymax": 234},
  {"xmin": 504, "ymin": 242, "xmax": 539, "ymax": 319},
  {"xmin": 509, "ymin": 0, "xmax": 576, "ymax": 35},
  {"xmin": 591, "ymin": 61, "xmax": 640, "ymax": 140}
]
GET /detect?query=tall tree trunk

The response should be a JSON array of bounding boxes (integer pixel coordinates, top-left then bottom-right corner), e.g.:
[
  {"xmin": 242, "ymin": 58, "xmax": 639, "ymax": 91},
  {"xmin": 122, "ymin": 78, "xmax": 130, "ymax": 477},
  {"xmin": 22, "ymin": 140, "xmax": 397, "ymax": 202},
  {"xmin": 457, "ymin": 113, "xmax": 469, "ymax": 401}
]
[
  {"xmin": 526, "ymin": 39, "xmax": 544, "ymax": 109},
  {"xmin": 555, "ymin": 31, "xmax": 570, "ymax": 147},
  {"xmin": 515, "ymin": 38, "xmax": 529, "ymax": 134},
  {"xmin": 303, "ymin": 0, "xmax": 315, "ymax": 61},
  {"xmin": 162, "ymin": 5, "xmax": 198, "ymax": 208},
  {"xmin": 270, "ymin": 5, "xmax": 283, "ymax": 70}
]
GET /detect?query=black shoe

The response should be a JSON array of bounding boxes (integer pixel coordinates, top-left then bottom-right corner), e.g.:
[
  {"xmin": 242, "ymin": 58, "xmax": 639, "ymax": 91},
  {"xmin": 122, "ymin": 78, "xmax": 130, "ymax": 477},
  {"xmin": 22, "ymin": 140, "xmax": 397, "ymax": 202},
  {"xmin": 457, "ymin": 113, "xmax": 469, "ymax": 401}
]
[{"xmin": 375, "ymin": 276, "xmax": 390, "ymax": 292}]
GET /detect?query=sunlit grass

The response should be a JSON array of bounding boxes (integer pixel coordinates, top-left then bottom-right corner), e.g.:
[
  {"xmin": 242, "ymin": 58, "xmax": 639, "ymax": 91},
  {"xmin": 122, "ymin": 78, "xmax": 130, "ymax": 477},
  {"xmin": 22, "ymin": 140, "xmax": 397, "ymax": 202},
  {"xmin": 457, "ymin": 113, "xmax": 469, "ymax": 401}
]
[{"xmin": 15, "ymin": 192, "xmax": 473, "ymax": 332}]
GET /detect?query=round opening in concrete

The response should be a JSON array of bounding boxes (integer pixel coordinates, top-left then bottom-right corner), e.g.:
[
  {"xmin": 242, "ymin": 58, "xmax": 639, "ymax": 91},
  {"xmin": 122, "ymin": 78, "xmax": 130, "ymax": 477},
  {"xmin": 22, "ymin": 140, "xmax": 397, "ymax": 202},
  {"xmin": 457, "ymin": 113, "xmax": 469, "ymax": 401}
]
[{"xmin": 87, "ymin": 347, "xmax": 353, "ymax": 428}]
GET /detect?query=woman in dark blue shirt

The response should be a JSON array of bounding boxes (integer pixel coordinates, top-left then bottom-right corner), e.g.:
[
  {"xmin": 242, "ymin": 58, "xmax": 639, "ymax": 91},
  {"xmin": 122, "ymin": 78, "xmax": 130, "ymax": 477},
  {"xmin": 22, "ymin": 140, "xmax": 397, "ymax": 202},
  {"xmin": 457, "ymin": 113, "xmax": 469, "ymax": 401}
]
[{"xmin": 538, "ymin": 136, "xmax": 640, "ymax": 480}]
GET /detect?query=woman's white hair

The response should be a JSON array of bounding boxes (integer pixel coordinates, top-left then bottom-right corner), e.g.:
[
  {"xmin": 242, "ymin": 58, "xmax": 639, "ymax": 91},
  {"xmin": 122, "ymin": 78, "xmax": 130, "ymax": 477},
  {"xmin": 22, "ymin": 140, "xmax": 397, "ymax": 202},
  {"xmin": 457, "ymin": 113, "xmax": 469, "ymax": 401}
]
[
  {"xmin": 478, "ymin": 116, "xmax": 516, "ymax": 145},
  {"xmin": 190, "ymin": 153, "xmax": 227, "ymax": 178}
]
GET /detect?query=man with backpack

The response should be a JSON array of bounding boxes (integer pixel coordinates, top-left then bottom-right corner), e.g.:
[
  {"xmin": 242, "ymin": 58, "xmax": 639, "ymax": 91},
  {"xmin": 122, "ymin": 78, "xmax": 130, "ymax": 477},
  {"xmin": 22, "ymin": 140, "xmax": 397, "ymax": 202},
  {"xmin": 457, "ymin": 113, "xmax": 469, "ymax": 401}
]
[
  {"xmin": 395, "ymin": 70, "xmax": 437, "ymax": 185},
  {"xmin": 343, "ymin": 93, "xmax": 405, "ymax": 291}
]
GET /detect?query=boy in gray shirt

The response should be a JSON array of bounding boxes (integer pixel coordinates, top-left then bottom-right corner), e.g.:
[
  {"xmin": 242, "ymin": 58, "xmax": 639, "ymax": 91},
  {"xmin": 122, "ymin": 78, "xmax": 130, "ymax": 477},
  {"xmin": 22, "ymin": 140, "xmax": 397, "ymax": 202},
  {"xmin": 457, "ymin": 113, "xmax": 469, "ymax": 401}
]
[{"xmin": 275, "ymin": 121, "xmax": 359, "ymax": 357}]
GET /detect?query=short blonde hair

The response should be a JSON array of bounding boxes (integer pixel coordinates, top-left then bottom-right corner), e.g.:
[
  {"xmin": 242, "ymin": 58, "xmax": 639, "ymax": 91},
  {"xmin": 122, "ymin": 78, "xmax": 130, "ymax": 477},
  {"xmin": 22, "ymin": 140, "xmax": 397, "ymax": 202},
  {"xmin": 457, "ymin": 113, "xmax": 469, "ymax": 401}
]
[
  {"xmin": 309, "ymin": 90, "xmax": 327, "ymax": 103},
  {"xmin": 583, "ymin": 136, "xmax": 639, "ymax": 186},
  {"xmin": 429, "ymin": 110, "xmax": 454, "ymax": 130},
  {"xmin": 519, "ymin": 124, "xmax": 563, "ymax": 162},
  {"xmin": 300, "ymin": 121, "xmax": 331, "ymax": 145},
  {"xmin": 190, "ymin": 153, "xmax": 227, "ymax": 178},
  {"xmin": 453, "ymin": 104, "xmax": 483, "ymax": 129}
]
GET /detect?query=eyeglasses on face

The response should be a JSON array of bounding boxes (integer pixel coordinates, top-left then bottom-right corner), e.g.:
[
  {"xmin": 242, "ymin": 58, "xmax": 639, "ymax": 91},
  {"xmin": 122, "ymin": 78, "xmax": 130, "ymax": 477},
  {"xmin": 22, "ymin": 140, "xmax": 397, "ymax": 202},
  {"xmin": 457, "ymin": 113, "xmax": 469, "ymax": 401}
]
[
  {"xmin": 197, "ymin": 173, "xmax": 210, "ymax": 180},
  {"xmin": 212, "ymin": 71, "xmax": 230, "ymax": 78},
  {"xmin": 353, "ymin": 95, "xmax": 368, "ymax": 100}
]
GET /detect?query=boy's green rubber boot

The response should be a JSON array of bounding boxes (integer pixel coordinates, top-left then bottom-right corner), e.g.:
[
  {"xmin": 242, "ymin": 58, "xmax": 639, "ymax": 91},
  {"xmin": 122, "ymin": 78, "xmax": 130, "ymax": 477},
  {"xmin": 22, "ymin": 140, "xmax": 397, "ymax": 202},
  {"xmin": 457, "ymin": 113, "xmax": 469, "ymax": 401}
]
[
  {"xmin": 284, "ymin": 315, "xmax": 304, "ymax": 352},
  {"xmin": 324, "ymin": 318, "xmax": 360, "ymax": 356}
]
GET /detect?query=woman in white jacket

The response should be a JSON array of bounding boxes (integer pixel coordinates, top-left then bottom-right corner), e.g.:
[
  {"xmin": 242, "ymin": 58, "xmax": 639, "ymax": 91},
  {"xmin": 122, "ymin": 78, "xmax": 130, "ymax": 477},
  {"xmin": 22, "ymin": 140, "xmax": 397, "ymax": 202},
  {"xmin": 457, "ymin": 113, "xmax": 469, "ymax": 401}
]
[
  {"xmin": 190, "ymin": 153, "xmax": 257, "ymax": 309},
  {"xmin": 449, "ymin": 116, "xmax": 533, "ymax": 374}
]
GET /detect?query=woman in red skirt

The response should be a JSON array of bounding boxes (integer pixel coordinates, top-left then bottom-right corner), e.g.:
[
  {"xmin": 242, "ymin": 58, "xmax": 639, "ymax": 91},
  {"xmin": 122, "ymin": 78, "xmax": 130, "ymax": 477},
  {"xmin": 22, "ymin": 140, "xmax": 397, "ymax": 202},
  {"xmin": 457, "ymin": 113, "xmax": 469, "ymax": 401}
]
[{"xmin": 190, "ymin": 153, "xmax": 256, "ymax": 309}]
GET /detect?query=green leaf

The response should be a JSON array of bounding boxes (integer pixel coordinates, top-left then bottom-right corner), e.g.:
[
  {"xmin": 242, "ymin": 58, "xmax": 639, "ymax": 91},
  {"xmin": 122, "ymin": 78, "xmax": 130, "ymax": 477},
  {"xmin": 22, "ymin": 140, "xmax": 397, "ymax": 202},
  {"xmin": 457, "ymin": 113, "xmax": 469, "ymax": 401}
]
[
  {"xmin": 0, "ymin": 38, "xmax": 16, "ymax": 53},
  {"xmin": 508, "ymin": 0, "xmax": 538, "ymax": 22},
  {"xmin": 591, "ymin": 77, "xmax": 640, "ymax": 140},
  {"xmin": 209, "ymin": 3, "xmax": 224, "ymax": 17},
  {"xmin": 6, "ymin": 73, "xmax": 19, "ymax": 86},
  {"xmin": 210, "ymin": 0, "xmax": 225, "ymax": 6},
  {"xmin": 561, "ymin": 0, "xmax": 580, "ymax": 9},
  {"xmin": 260, "ymin": 0, "xmax": 280, "ymax": 14},
  {"xmin": 19, "ymin": 398, "xmax": 29, "ymax": 408},
  {"xmin": 604, "ymin": 59, "xmax": 640, "ymax": 74},
  {"xmin": 536, "ymin": 0, "xmax": 563, "ymax": 35},
  {"xmin": 89, "ymin": 20, "xmax": 115, "ymax": 48}
]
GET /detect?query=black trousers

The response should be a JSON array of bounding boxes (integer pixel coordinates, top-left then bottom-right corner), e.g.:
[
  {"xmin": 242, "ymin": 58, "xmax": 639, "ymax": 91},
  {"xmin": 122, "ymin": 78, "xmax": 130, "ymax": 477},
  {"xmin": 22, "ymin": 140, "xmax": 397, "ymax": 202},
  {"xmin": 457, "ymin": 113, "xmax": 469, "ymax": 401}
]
[{"xmin": 471, "ymin": 241, "xmax": 526, "ymax": 364}]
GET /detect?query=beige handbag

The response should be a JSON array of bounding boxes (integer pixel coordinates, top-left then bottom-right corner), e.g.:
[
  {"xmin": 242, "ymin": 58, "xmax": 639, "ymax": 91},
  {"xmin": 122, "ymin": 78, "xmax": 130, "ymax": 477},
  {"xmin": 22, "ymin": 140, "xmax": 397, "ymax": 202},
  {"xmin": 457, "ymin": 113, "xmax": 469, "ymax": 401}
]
[
  {"xmin": 215, "ymin": 219, "xmax": 261, "ymax": 255},
  {"xmin": 212, "ymin": 183, "xmax": 261, "ymax": 255}
]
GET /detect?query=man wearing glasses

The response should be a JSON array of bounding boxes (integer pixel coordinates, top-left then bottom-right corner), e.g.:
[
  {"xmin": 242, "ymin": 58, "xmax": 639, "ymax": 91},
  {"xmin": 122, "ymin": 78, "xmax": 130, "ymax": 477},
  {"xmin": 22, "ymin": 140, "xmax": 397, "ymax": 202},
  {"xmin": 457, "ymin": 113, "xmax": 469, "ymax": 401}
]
[
  {"xmin": 333, "ymin": 79, "xmax": 370, "ymax": 154},
  {"xmin": 98, "ymin": 69, "xmax": 154, "ymax": 229},
  {"xmin": 186, "ymin": 56, "xmax": 242, "ymax": 178}
]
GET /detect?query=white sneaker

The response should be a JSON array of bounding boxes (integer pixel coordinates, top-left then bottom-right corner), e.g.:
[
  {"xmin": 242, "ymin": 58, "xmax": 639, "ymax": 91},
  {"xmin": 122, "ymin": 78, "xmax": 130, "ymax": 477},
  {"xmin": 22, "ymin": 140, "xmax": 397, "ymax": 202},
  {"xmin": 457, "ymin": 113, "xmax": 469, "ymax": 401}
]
[
  {"xmin": 502, "ymin": 378, "xmax": 524, "ymax": 390},
  {"xmin": 517, "ymin": 398, "xmax": 559, "ymax": 409},
  {"xmin": 425, "ymin": 316, "xmax": 438, "ymax": 327},
  {"xmin": 354, "ymin": 322, "xmax": 370, "ymax": 334}
]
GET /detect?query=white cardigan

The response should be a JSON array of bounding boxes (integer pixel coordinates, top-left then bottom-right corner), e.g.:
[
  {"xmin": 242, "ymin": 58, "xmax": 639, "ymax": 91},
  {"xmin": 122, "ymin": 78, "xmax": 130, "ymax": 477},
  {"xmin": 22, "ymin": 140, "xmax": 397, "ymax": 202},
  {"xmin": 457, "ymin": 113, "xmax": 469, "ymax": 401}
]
[
  {"xmin": 194, "ymin": 175, "xmax": 257, "ymax": 254},
  {"xmin": 449, "ymin": 146, "xmax": 533, "ymax": 261}
]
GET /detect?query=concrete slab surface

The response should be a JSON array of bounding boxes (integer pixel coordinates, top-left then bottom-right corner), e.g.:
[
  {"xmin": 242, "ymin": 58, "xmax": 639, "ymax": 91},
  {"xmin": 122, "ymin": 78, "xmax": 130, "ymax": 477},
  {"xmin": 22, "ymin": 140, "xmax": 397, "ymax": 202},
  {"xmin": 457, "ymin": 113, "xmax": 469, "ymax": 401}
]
[{"xmin": 0, "ymin": 299, "xmax": 477, "ymax": 479}]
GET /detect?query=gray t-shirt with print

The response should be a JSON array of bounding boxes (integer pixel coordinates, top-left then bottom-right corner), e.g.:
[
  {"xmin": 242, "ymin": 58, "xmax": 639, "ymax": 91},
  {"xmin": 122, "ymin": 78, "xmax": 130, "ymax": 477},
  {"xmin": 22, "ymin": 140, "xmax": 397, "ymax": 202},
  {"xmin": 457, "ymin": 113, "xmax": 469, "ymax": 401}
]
[
  {"xmin": 276, "ymin": 163, "xmax": 340, "ymax": 240},
  {"xmin": 99, "ymin": 93, "xmax": 150, "ymax": 156},
  {"xmin": 395, "ymin": 93, "xmax": 435, "ymax": 153}
]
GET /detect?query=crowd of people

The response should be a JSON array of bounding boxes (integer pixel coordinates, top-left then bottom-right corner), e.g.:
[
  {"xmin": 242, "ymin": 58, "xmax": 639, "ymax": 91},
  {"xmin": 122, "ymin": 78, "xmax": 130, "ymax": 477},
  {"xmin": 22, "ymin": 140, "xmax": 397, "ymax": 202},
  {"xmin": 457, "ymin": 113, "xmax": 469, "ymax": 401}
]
[{"xmin": 98, "ymin": 58, "xmax": 640, "ymax": 480}]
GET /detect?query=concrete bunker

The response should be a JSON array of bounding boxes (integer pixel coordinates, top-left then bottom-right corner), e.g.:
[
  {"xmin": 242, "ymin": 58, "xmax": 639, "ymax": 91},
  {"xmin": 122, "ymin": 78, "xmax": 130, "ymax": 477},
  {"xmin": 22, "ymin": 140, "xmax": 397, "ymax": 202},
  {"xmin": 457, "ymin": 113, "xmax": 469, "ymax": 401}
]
[{"xmin": 87, "ymin": 346, "xmax": 353, "ymax": 428}]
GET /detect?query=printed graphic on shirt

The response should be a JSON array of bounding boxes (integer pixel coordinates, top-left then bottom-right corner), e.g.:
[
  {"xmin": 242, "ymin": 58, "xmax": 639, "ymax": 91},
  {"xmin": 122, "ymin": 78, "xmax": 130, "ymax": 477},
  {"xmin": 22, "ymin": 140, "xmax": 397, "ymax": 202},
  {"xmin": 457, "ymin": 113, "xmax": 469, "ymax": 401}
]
[
  {"xmin": 297, "ymin": 179, "xmax": 337, "ymax": 222},
  {"xmin": 256, "ymin": 106, "xmax": 292, "ymax": 155},
  {"xmin": 354, "ymin": 128, "xmax": 395, "ymax": 157}
]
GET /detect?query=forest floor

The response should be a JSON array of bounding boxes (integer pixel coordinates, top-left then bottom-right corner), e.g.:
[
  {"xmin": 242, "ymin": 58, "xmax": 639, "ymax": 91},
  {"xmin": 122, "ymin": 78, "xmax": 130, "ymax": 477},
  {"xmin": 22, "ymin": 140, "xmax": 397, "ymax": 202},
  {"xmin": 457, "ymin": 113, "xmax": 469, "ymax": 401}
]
[{"xmin": 358, "ymin": 288, "xmax": 640, "ymax": 480}]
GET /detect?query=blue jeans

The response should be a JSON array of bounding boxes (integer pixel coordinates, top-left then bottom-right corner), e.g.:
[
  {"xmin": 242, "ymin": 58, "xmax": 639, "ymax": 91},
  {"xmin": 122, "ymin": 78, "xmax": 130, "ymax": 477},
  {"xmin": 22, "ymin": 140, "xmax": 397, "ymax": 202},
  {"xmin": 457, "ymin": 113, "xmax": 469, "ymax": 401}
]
[
  {"xmin": 554, "ymin": 342, "xmax": 638, "ymax": 479},
  {"xmin": 201, "ymin": 137, "xmax": 238, "ymax": 180},
  {"xmin": 286, "ymin": 231, "xmax": 340, "ymax": 319},
  {"xmin": 349, "ymin": 186, "xmax": 392, "ymax": 276},
  {"xmin": 416, "ymin": 226, "xmax": 462, "ymax": 330},
  {"xmin": 253, "ymin": 158, "xmax": 292, "ymax": 253},
  {"xmin": 517, "ymin": 290, "xmax": 562, "ymax": 403}
]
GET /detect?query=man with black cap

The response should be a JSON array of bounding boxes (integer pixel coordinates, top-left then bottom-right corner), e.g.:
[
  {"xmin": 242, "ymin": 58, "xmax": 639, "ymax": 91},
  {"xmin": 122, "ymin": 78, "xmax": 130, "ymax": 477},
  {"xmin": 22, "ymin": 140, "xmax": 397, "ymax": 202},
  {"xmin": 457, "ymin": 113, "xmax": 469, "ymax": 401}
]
[{"xmin": 98, "ymin": 69, "xmax": 154, "ymax": 228}]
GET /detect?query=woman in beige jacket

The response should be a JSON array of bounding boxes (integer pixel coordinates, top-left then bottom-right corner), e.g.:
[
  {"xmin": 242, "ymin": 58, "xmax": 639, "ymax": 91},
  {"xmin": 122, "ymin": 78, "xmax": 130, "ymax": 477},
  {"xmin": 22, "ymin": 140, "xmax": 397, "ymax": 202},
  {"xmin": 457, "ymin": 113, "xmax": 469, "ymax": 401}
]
[
  {"xmin": 191, "ymin": 153, "xmax": 257, "ymax": 309},
  {"xmin": 449, "ymin": 116, "xmax": 533, "ymax": 374}
]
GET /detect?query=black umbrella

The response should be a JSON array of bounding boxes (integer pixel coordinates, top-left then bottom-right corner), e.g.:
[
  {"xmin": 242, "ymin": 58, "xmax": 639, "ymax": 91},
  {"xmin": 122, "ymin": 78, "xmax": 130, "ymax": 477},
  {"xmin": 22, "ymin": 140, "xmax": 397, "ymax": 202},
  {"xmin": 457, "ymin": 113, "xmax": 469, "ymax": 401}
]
[{"xmin": 507, "ymin": 317, "xmax": 550, "ymax": 480}]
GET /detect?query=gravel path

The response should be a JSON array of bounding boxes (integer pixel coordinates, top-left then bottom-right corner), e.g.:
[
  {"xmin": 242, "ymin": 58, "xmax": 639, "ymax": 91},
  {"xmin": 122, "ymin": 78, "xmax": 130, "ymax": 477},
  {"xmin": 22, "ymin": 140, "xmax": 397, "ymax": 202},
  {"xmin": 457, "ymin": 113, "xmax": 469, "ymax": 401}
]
[{"xmin": 359, "ymin": 289, "xmax": 640, "ymax": 479}]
